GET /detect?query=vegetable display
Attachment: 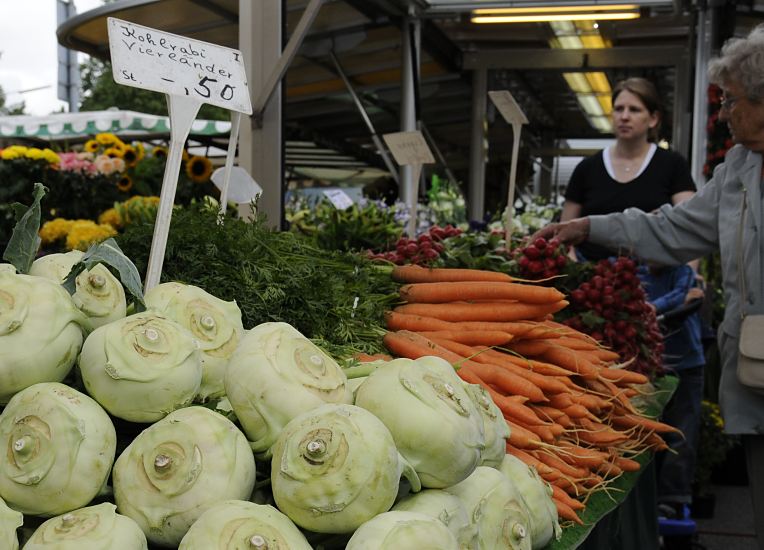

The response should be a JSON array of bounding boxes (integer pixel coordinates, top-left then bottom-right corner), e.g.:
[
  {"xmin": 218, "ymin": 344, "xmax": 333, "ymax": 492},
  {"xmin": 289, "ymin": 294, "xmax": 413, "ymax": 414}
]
[
  {"xmin": 22, "ymin": 503, "xmax": 148, "ymax": 550},
  {"xmin": 0, "ymin": 383, "xmax": 116, "ymax": 517},
  {"xmin": 178, "ymin": 500, "xmax": 313, "ymax": 550},
  {"xmin": 0, "ymin": 271, "xmax": 87, "ymax": 404},
  {"xmin": 144, "ymin": 282, "xmax": 243, "ymax": 401},
  {"xmin": 225, "ymin": 322, "xmax": 352, "ymax": 456},
  {"xmin": 345, "ymin": 511, "xmax": 460, "ymax": 549},
  {"xmin": 71, "ymin": 263, "xmax": 127, "ymax": 330},
  {"xmin": 392, "ymin": 489, "xmax": 477, "ymax": 548},
  {"xmin": 445, "ymin": 466, "xmax": 533, "ymax": 550},
  {"xmin": 0, "ymin": 495, "xmax": 23, "ymax": 550},
  {"xmin": 113, "ymin": 406, "xmax": 256, "ymax": 547},
  {"xmin": 78, "ymin": 311, "xmax": 202, "ymax": 422},
  {"xmin": 354, "ymin": 356, "xmax": 485, "ymax": 488},
  {"xmin": 28, "ymin": 250, "xmax": 84, "ymax": 283},
  {"xmin": 270, "ymin": 403, "xmax": 421, "ymax": 534}
]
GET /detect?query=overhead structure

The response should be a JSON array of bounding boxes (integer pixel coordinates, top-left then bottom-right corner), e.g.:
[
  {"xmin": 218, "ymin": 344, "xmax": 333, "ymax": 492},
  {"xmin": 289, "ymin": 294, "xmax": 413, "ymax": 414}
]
[{"xmin": 56, "ymin": 0, "xmax": 762, "ymax": 218}]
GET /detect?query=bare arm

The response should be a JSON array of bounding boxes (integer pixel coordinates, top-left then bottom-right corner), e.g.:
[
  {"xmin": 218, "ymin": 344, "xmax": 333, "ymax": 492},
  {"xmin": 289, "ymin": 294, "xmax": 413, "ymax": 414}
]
[{"xmin": 560, "ymin": 201, "xmax": 582, "ymax": 222}]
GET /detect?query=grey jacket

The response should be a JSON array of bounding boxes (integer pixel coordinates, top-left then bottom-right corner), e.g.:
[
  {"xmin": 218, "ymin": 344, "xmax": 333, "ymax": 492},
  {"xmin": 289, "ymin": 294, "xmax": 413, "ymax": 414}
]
[{"xmin": 588, "ymin": 145, "xmax": 764, "ymax": 433}]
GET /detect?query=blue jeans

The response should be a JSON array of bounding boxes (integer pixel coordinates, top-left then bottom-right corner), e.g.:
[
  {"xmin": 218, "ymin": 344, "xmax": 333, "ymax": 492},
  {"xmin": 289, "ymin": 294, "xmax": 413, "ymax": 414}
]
[{"xmin": 656, "ymin": 366, "xmax": 704, "ymax": 504}]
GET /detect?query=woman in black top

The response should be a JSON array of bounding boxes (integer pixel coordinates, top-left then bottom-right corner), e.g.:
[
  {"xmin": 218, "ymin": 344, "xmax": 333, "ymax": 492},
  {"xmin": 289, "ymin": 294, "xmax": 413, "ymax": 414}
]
[{"xmin": 561, "ymin": 77, "xmax": 696, "ymax": 261}]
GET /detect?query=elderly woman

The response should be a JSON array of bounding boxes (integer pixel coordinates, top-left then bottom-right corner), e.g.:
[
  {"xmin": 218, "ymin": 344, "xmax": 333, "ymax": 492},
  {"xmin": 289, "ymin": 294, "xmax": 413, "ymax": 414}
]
[{"xmin": 534, "ymin": 24, "xmax": 764, "ymax": 545}]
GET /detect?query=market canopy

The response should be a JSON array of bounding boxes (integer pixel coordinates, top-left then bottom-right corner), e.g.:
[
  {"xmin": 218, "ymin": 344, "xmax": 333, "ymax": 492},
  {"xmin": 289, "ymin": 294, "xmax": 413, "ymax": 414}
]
[{"xmin": 0, "ymin": 110, "xmax": 231, "ymax": 141}]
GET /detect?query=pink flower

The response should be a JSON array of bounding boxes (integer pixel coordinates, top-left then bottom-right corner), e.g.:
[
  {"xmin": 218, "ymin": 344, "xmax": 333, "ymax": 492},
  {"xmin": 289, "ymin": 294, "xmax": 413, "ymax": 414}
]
[{"xmin": 58, "ymin": 152, "xmax": 97, "ymax": 175}]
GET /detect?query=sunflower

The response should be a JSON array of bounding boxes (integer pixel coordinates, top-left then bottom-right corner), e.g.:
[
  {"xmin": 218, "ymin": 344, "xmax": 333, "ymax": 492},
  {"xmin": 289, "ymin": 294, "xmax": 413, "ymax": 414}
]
[
  {"xmin": 84, "ymin": 140, "xmax": 100, "ymax": 153},
  {"xmin": 122, "ymin": 145, "xmax": 138, "ymax": 167},
  {"xmin": 104, "ymin": 147, "xmax": 124, "ymax": 159},
  {"xmin": 132, "ymin": 142, "xmax": 145, "ymax": 161},
  {"xmin": 182, "ymin": 149, "xmax": 190, "ymax": 162},
  {"xmin": 95, "ymin": 133, "xmax": 118, "ymax": 146},
  {"xmin": 185, "ymin": 156, "xmax": 213, "ymax": 183},
  {"xmin": 117, "ymin": 174, "xmax": 133, "ymax": 192},
  {"xmin": 152, "ymin": 146, "xmax": 169, "ymax": 159}
]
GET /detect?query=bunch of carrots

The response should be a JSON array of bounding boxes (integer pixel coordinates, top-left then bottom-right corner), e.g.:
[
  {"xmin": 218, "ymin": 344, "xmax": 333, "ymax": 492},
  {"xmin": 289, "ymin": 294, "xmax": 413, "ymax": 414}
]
[{"xmin": 381, "ymin": 265, "xmax": 678, "ymax": 526}]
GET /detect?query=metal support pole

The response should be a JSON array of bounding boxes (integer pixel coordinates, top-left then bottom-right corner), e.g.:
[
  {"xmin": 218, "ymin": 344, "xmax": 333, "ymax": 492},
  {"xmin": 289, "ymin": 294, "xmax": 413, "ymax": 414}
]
[
  {"xmin": 673, "ymin": 57, "xmax": 692, "ymax": 163},
  {"xmin": 239, "ymin": 0, "xmax": 284, "ymax": 227},
  {"xmin": 691, "ymin": 6, "xmax": 712, "ymax": 186},
  {"xmin": 329, "ymin": 51, "xmax": 399, "ymax": 182},
  {"xmin": 252, "ymin": 0, "xmax": 324, "ymax": 123},
  {"xmin": 468, "ymin": 68, "xmax": 487, "ymax": 222},
  {"xmin": 420, "ymin": 122, "xmax": 458, "ymax": 187},
  {"xmin": 400, "ymin": 14, "xmax": 420, "ymax": 233}
]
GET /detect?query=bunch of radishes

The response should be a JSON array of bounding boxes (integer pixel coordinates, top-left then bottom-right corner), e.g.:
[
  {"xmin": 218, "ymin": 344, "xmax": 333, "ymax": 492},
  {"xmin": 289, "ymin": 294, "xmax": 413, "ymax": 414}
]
[
  {"xmin": 367, "ymin": 225, "xmax": 462, "ymax": 265},
  {"xmin": 562, "ymin": 257, "xmax": 664, "ymax": 375},
  {"xmin": 513, "ymin": 237, "xmax": 569, "ymax": 280}
]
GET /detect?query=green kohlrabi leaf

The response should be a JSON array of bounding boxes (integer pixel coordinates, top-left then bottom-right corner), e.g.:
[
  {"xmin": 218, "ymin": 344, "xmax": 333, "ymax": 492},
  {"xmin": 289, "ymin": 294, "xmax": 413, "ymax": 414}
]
[
  {"xmin": 2, "ymin": 183, "xmax": 46, "ymax": 274},
  {"xmin": 64, "ymin": 238, "xmax": 146, "ymax": 311}
]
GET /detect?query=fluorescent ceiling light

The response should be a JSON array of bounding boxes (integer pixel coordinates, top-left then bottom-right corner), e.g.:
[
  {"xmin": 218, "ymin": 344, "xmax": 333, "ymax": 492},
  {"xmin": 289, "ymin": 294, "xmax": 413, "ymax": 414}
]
[
  {"xmin": 563, "ymin": 73, "xmax": 592, "ymax": 94},
  {"xmin": 585, "ymin": 72, "xmax": 611, "ymax": 93},
  {"xmin": 577, "ymin": 94, "xmax": 605, "ymax": 117},
  {"xmin": 590, "ymin": 116, "xmax": 614, "ymax": 133},
  {"xmin": 473, "ymin": 4, "xmax": 640, "ymax": 14},
  {"xmin": 472, "ymin": 12, "xmax": 640, "ymax": 23}
]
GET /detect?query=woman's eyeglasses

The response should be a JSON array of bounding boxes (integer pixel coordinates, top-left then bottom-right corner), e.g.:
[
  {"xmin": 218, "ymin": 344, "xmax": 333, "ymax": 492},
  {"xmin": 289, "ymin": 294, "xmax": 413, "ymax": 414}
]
[{"xmin": 720, "ymin": 94, "xmax": 740, "ymax": 110}]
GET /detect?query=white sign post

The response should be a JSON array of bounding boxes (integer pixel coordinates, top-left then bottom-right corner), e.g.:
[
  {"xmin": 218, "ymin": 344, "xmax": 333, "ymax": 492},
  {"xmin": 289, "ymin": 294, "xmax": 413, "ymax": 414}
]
[
  {"xmin": 488, "ymin": 91, "xmax": 528, "ymax": 242},
  {"xmin": 382, "ymin": 131, "xmax": 435, "ymax": 237},
  {"xmin": 107, "ymin": 17, "xmax": 253, "ymax": 292}
]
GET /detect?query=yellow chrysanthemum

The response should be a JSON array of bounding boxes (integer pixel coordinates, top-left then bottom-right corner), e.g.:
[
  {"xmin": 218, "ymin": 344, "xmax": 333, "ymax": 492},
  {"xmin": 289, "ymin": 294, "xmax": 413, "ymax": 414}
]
[
  {"xmin": 152, "ymin": 146, "xmax": 169, "ymax": 159},
  {"xmin": 84, "ymin": 140, "xmax": 100, "ymax": 153},
  {"xmin": 98, "ymin": 208, "xmax": 123, "ymax": 229},
  {"xmin": 39, "ymin": 218, "xmax": 76, "ymax": 245},
  {"xmin": 1, "ymin": 145, "xmax": 28, "ymax": 160},
  {"xmin": 185, "ymin": 155, "xmax": 213, "ymax": 183},
  {"xmin": 41, "ymin": 148, "xmax": 61, "ymax": 165},
  {"xmin": 95, "ymin": 133, "xmax": 118, "ymax": 146},
  {"xmin": 122, "ymin": 145, "xmax": 138, "ymax": 167},
  {"xmin": 65, "ymin": 221, "xmax": 117, "ymax": 252},
  {"xmin": 25, "ymin": 148, "xmax": 44, "ymax": 160},
  {"xmin": 117, "ymin": 174, "xmax": 133, "ymax": 192},
  {"xmin": 104, "ymin": 147, "xmax": 124, "ymax": 159}
]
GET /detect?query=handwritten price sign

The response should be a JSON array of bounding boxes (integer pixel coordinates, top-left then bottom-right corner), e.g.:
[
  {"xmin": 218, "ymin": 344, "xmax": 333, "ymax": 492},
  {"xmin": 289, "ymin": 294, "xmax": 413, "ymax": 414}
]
[{"xmin": 107, "ymin": 17, "xmax": 252, "ymax": 115}]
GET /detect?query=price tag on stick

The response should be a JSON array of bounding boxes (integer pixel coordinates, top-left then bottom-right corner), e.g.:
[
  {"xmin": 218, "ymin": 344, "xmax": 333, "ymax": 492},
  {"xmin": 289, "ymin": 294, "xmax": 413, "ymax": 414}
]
[
  {"xmin": 383, "ymin": 131, "xmax": 435, "ymax": 237},
  {"xmin": 488, "ymin": 91, "xmax": 528, "ymax": 241},
  {"xmin": 108, "ymin": 17, "xmax": 253, "ymax": 292}
]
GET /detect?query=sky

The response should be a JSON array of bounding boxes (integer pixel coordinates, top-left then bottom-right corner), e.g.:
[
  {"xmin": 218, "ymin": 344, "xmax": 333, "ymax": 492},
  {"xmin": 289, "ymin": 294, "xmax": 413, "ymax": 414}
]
[{"xmin": 0, "ymin": 0, "xmax": 104, "ymax": 116}]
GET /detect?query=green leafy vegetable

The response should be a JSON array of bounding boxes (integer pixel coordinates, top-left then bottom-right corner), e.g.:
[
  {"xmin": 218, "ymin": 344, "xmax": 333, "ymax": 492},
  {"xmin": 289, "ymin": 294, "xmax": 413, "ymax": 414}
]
[
  {"xmin": 63, "ymin": 238, "xmax": 145, "ymax": 312},
  {"xmin": 116, "ymin": 204, "xmax": 399, "ymax": 356},
  {"xmin": 2, "ymin": 182, "xmax": 45, "ymax": 274}
]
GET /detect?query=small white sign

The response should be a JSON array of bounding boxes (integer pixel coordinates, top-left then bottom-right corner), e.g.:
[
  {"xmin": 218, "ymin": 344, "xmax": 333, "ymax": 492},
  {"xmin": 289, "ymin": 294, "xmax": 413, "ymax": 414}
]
[
  {"xmin": 107, "ymin": 17, "xmax": 253, "ymax": 115},
  {"xmin": 383, "ymin": 131, "xmax": 435, "ymax": 166},
  {"xmin": 323, "ymin": 189, "xmax": 354, "ymax": 210},
  {"xmin": 488, "ymin": 91, "xmax": 528, "ymax": 125},
  {"xmin": 211, "ymin": 166, "xmax": 262, "ymax": 204}
]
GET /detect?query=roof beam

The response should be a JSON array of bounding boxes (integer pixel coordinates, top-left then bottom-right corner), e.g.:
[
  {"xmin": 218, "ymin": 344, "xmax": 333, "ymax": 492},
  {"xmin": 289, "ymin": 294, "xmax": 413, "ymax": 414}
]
[{"xmin": 463, "ymin": 46, "xmax": 687, "ymax": 70}]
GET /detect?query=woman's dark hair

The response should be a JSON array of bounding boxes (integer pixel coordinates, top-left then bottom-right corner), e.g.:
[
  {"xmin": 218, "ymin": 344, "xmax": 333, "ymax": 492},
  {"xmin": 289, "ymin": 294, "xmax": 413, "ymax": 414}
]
[{"xmin": 612, "ymin": 77, "xmax": 663, "ymax": 142}]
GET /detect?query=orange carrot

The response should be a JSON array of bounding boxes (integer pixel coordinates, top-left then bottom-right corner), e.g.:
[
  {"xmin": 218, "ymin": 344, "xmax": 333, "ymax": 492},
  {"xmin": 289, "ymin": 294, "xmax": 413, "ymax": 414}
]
[
  {"xmin": 463, "ymin": 363, "xmax": 547, "ymax": 402},
  {"xmin": 557, "ymin": 440, "xmax": 610, "ymax": 469},
  {"xmin": 384, "ymin": 311, "xmax": 455, "ymax": 332},
  {"xmin": 613, "ymin": 456, "xmax": 642, "ymax": 472},
  {"xmin": 399, "ymin": 281, "xmax": 565, "ymax": 304},
  {"xmin": 531, "ymin": 449, "xmax": 590, "ymax": 479},
  {"xmin": 597, "ymin": 460, "xmax": 624, "ymax": 478},
  {"xmin": 610, "ymin": 414, "xmax": 683, "ymax": 435},
  {"xmin": 419, "ymin": 330, "xmax": 514, "ymax": 346},
  {"xmin": 554, "ymin": 498, "xmax": 585, "ymax": 525},
  {"xmin": 505, "ymin": 419, "xmax": 545, "ymax": 449},
  {"xmin": 392, "ymin": 265, "xmax": 515, "ymax": 283},
  {"xmin": 394, "ymin": 300, "xmax": 569, "ymax": 323},
  {"xmin": 506, "ymin": 445, "xmax": 560, "ymax": 479},
  {"xmin": 539, "ymin": 347, "xmax": 601, "ymax": 379},
  {"xmin": 551, "ymin": 484, "xmax": 586, "ymax": 511},
  {"xmin": 598, "ymin": 368, "xmax": 650, "ymax": 386}
]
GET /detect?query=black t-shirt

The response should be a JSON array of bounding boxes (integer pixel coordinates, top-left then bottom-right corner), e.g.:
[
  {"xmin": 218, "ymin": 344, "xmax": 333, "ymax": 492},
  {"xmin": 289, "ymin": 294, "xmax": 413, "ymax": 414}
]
[{"xmin": 565, "ymin": 147, "xmax": 695, "ymax": 261}]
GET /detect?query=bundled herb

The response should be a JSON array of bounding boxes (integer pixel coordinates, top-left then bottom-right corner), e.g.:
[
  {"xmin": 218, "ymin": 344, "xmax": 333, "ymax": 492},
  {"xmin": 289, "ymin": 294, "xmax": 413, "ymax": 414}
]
[{"xmin": 116, "ymin": 203, "xmax": 399, "ymax": 356}]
